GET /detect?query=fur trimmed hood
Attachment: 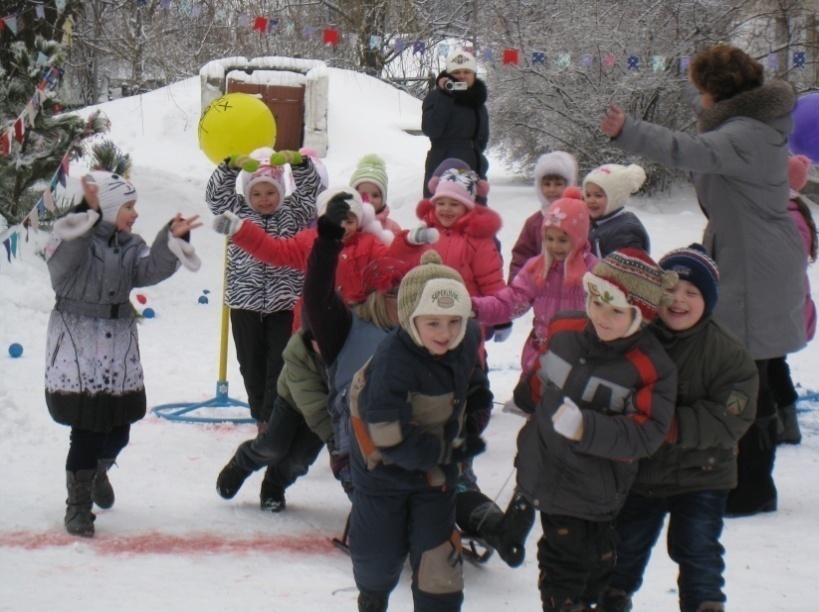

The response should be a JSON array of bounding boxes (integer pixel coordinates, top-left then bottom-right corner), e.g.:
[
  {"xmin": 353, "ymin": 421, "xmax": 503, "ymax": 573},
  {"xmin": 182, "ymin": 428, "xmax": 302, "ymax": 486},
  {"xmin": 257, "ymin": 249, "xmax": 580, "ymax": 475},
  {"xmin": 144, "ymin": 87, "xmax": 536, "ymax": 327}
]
[
  {"xmin": 698, "ymin": 80, "xmax": 796, "ymax": 134},
  {"xmin": 416, "ymin": 199, "xmax": 502, "ymax": 238}
]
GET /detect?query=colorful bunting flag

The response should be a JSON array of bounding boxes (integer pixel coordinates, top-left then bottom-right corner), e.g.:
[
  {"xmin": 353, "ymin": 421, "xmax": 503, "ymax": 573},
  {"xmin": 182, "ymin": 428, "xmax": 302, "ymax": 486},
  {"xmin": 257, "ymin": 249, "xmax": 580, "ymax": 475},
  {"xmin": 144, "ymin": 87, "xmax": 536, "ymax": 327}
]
[
  {"xmin": 191, "ymin": 4, "xmax": 201, "ymax": 18},
  {"xmin": 1, "ymin": 131, "xmax": 10, "ymax": 156},
  {"xmin": 503, "ymin": 49, "xmax": 519, "ymax": 66},
  {"xmin": 55, "ymin": 0, "xmax": 66, "ymax": 13},
  {"xmin": 627, "ymin": 55, "xmax": 639, "ymax": 70},
  {"xmin": 2, "ymin": 14, "xmax": 19, "ymax": 35},
  {"xmin": 62, "ymin": 16, "xmax": 74, "ymax": 47},
  {"xmin": 237, "ymin": 14, "xmax": 250, "ymax": 28},
  {"xmin": 161, "ymin": 0, "xmax": 171, "ymax": 8},
  {"xmin": 267, "ymin": 19, "xmax": 279, "ymax": 33},
  {"xmin": 437, "ymin": 43, "xmax": 449, "ymax": 57},
  {"xmin": 652, "ymin": 55, "xmax": 666, "ymax": 73},
  {"xmin": 35, "ymin": 5, "xmax": 45, "ymax": 19},
  {"xmin": 369, "ymin": 35, "xmax": 382, "ymax": 50},
  {"xmin": 323, "ymin": 29, "xmax": 339, "ymax": 46},
  {"xmin": 532, "ymin": 52, "xmax": 546, "ymax": 66},
  {"xmin": 303, "ymin": 25, "xmax": 314, "ymax": 37},
  {"xmin": 42, "ymin": 188, "xmax": 55, "ymax": 212},
  {"xmin": 766, "ymin": 53, "xmax": 779, "ymax": 71},
  {"xmin": 582, "ymin": 54, "xmax": 593, "ymax": 68},
  {"xmin": 679, "ymin": 55, "xmax": 691, "ymax": 72},
  {"xmin": 557, "ymin": 53, "xmax": 571, "ymax": 69},
  {"xmin": 603, "ymin": 54, "xmax": 616, "ymax": 69},
  {"xmin": 794, "ymin": 51, "xmax": 806, "ymax": 69},
  {"xmin": 481, "ymin": 48, "xmax": 494, "ymax": 63},
  {"xmin": 253, "ymin": 17, "xmax": 268, "ymax": 32},
  {"xmin": 394, "ymin": 39, "xmax": 404, "ymax": 52},
  {"xmin": 13, "ymin": 119, "xmax": 24, "ymax": 144},
  {"xmin": 413, "ymin": 41, "xmax": 425, "ymax": 55}
]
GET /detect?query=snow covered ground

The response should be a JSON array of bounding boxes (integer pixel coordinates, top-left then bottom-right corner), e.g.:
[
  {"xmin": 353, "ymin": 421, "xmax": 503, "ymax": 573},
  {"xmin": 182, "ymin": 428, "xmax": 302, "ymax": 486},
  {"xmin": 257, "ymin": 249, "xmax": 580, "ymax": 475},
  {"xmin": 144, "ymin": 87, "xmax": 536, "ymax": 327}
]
[{"xmin": 1, "ymin": 69, "xmax": 817, "ymax": 611}]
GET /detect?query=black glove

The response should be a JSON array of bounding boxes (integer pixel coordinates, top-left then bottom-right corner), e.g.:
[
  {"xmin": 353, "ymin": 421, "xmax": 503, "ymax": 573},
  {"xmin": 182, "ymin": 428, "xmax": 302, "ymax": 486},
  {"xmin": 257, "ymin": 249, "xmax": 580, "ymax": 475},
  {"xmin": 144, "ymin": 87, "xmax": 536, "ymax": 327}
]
[
  {"xmin": 317, "ymin": 194, "xmax": 352, "ymax": 241},
  {"xmin": 446, "ymin": 434, "xmax": 487, "ymax": 464}
]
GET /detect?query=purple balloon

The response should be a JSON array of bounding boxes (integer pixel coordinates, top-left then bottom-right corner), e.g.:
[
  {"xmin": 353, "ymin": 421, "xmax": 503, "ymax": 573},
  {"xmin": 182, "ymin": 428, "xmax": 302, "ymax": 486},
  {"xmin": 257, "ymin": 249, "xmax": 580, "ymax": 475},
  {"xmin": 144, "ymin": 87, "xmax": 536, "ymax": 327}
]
[{"xmin": 790, "ymin": 93, "xmax": 819, "ymax": 163}]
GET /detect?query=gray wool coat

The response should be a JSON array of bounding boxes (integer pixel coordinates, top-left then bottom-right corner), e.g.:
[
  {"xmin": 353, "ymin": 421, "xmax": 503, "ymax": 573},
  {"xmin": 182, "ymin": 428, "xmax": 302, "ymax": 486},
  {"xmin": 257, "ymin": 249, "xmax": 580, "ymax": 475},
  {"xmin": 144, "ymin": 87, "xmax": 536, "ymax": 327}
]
[
  {"xmin": 613, "ymin": 80, "xmax": 807, "ymax": 359},
  {"xmin": 44, "ymin": 208, "xmax": 193, "ymax": 431}
]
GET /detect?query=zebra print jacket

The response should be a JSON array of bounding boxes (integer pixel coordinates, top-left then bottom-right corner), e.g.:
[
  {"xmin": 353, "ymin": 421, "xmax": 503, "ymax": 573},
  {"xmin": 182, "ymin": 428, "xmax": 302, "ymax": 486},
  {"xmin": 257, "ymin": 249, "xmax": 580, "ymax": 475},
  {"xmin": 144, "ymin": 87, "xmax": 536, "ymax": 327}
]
[{"xmin": 206, "ymin": 159, "xmax": 322, "ymax": 313}]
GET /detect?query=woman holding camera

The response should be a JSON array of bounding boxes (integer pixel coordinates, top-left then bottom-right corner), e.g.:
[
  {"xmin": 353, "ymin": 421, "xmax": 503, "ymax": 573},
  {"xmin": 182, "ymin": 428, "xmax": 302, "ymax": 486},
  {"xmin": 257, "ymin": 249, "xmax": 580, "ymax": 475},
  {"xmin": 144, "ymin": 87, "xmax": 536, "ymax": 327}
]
[{"xmin": 422, "ymin": 50, "xmax": 489, "ymax": 198}]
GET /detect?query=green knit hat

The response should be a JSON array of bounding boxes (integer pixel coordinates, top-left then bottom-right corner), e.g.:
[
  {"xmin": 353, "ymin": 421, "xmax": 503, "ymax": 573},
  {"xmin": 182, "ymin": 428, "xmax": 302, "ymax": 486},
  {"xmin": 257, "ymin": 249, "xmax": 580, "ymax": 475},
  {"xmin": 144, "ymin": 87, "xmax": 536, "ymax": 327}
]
[
  {"xmin": 350, "ymin": 154, "xmax": 388, "ymax": 202},
  {"xmin": 398, "ymin": 251, "xmax": 472, "ymax": 350}
]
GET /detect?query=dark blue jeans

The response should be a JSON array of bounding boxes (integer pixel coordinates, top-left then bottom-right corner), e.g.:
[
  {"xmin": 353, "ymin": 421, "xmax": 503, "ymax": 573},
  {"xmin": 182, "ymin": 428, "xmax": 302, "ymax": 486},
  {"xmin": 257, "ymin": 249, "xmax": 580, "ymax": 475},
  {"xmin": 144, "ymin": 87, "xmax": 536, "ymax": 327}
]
[{"xmin": 610, "ymin": 489, "xmax": 729, "ymax": 612}]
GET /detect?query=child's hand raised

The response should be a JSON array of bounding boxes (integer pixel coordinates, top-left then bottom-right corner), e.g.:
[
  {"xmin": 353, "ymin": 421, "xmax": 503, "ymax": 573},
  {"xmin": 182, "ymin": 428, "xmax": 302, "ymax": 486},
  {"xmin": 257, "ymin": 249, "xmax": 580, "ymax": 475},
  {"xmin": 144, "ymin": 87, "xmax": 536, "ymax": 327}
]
[
  {"xmin": 269, "ymin": 150, "xmax": 303, "ymax": 167},
  {"xmin": 228, "ymin": 154, "xmax": 260, "ymax": 172},
  {"xmin": 170, "ymin": 213, "xmax": 203, "ymax": 237},
  {"xmin": 81, "ymin": 174, "xmax": 100, "ymax": 211}
]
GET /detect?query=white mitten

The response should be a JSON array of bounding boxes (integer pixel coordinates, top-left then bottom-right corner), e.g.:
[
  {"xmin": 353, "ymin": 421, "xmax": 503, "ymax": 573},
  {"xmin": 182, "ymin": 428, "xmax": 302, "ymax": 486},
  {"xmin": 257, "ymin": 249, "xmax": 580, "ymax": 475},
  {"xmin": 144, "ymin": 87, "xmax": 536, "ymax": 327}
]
[
  {"xmin": 407, "ymin": 222, "xmax": 440, "ymax": 246},
  {"xmin": 552, "ymin": 396, "xmax": 584, "ymax": 441},
  {"xmin": 212, "ymin": 211, "xmax": 243, "ymax": 236},
  {"xmin": 167, "ymin": 234, "xmax": 202, "ymax": 271},
  {"xmin": 52, "ymin": 210, "xmax": 100, "ymax": 241}
]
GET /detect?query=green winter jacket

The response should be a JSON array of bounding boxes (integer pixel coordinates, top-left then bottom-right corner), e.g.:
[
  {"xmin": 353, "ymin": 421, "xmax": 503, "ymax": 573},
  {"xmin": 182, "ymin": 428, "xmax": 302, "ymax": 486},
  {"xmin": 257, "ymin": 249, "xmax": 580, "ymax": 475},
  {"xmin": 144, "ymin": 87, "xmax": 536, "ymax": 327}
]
[
  {"xmin": 631, "ymin": 316, "xmax": 758, "ymax": 497},
  {"xmin": 278, "ymin": 330, "xmax": 331, "ymax": 442}
]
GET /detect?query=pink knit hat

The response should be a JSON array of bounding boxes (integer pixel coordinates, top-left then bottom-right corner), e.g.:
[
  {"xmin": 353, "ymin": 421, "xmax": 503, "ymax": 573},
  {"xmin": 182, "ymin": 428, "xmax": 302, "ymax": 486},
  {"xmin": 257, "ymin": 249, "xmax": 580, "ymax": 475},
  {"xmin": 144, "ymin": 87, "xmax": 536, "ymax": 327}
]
[
  {"xmin": 240, "ymin": 147, "xmax": 286, "ymax": 205},
  {"xmin": 539, "ymin": 186, "xmax": 590, "ymax": 286},
  {"xmin": 429, "ymin": 167, "xmax": 489, "ymax": 210},
  {"xmin": 789, "ymin": 155, "xmax": 811, "ymax": 193}
]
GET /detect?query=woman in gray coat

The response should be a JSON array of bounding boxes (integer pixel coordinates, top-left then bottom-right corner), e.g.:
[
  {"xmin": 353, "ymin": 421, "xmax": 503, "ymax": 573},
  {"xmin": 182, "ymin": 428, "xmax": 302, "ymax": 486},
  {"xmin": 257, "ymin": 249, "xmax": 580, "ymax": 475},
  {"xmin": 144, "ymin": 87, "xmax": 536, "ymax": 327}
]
[
  {"xmin": 45, "ymin": 172, "xmax": 201, "ymax": 537},
  {"xmin": 599, "ymin": 44, "xmax": 806, "ymax": 517}
]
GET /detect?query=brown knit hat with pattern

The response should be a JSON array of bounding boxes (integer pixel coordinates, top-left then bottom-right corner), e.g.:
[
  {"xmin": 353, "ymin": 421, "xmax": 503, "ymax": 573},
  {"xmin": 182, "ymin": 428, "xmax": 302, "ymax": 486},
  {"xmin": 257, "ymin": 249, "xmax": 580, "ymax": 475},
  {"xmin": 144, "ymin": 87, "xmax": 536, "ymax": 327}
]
[{"xmin": 398, "ymin": 251, "xmax": 472, "ymax": 350}]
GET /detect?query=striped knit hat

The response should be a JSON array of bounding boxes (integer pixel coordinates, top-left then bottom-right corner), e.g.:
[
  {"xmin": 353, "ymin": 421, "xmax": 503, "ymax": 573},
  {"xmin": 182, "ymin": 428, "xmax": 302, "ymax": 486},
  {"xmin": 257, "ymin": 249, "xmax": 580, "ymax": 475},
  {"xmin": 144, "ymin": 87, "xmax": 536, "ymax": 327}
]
[
  {"xmin": 583, "ymin": 248, "xmax": 678, "ymax": 337},
  {"xmin": 398, "ymin": 251, "xmax": 472, "ymax": 350},
  {"xmin": 659, "ymin": 244, "xmax": 720, "ymax": 315}
]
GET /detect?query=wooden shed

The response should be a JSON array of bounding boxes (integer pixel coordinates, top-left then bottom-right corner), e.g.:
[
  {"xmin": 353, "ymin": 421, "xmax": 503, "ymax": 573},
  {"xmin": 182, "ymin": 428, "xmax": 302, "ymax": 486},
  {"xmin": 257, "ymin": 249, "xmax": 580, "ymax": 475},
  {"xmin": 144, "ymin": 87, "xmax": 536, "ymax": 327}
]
[{"xmin": 200, "ymin": 57, "xmax": 329, "ymax": 156}]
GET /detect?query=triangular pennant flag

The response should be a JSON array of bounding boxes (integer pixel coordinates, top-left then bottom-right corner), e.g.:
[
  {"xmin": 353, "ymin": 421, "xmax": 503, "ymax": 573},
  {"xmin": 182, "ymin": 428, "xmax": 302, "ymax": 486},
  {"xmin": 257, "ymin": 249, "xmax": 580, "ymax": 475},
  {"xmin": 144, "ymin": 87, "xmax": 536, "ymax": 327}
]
[
  {"xmin": 679, "ymin": 55, "xmax": 691, "ymax": 72},
  {"xmin": 2, "ymin": 15, "xmax": 19, "ymax": 35},
  {"xmin": 438, "ymin": 43, "xmax": 449, "ymax": 57},
  {"xmin": 3, "ymin": 238, "xmax": 11, "ymax": 263},
  {"xmin": 582, "ymin": 54, "xmax": 593, "ymax": 68},
  {"xmin": 191, "ymin": 4, "xmax": 201, "ymax": 18},
  {"xmin": 237, "ymin": 14, "xmax": 250, "ymax": 28},
  {"xmin": 285, "ymin": 22, "xmax": 294, "ymax": 33},
  {"xmin": 794, "ymin": 51, "xmax": 806, "ymax": 69},
  {"xmin": 323, "ymin": 29, "xmax": 339, "ymax": 46},
  {"xmin": 603, "ymin": 54, "xmax": 617, "ymax": 69},
  {"xmin": 253, "ymin": 17, "xmax": 268, "ymax": 32},
  {"xmin": 394, "ymin": 39, "xmax": 404, "ymax": 52},
  {"xmin": 1, "ymin": 131, "xmax": 10, "ymax": 156},
  {"xmin": 55, "ymin": 0, "xmax": 66, "ymax": 13},
  {"xmin": 36, "ymin": 51, "xmax": 49, "ymax": 67},
  {"xmin": 62, "ymin": 16, "xmax": 74, "ymax": 47},
  {"xmin": 215, "ymin": 9, "xmax": 225, "ymax": 21},
  {"xmin": 413, "ymin": 41, "xmax": 425, "ymax": 55},
  {"xmin": 267, "ymin": 19, "xmax": 279, "ymax": 33},
  {"xmin": 502, "ymin": 49, "xmax": 519, "ymax": 66},
  {"xmin": 627, "ymin": 55, "xmax": 639, "ymax": 70},
  {"xmin": 369, "ymin": 35, "xmax": 382, "ymax": 50},
  {"xmin": 13, "ymin": 118, "xmax": 24, "ymax": 144},
  {"xmin": 532, "ymin": 52, "xmax": 546, "ymax": 66},
  {"xmin": 25, "ymin": 100, "xmax": 37, "ymax": 127},
  {"xmin": 303, "ymin": 25, "xmax": 314, "ymax": 37},
  {"xmin": 36, "ymin": 5, "xmax": 45, "ymax": 19},
  {"xmin": 9, "ymin": 231, "xmax": 19, "ymax": 259},
  {"xmin": 481, "ymin": 48, "xmax": 493, "ymax": 63},
  {"xmin": 42, "ymin": 188, "xmax": 55, "ymax": 212}
]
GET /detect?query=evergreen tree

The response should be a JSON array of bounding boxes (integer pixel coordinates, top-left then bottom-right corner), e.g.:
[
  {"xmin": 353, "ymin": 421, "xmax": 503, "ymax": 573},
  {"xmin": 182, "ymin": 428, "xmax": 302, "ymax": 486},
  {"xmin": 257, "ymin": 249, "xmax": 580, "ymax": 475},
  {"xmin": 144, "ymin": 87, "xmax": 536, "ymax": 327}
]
[{"xmin": 0, "ymin": 36, "xmax": 107, "ymax": 224}]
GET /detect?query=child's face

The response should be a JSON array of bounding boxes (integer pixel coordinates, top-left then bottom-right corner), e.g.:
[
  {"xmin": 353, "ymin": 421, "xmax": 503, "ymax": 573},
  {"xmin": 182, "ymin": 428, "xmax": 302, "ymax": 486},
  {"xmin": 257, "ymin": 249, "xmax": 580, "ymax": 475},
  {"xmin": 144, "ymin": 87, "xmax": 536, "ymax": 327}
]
[
  {"xmin": 434, "ymin": 197, "xmax": 468, "ymax": 228},
  {"xmin": 584, "ymin": 182, "xmax": 608, "ymax": 219},
  {"xmin": 540, "ymin": 177, "xmax": 568, "ymax": 203},
  {"xmin": 115, "ymin": 201, "xmax": 138, "ymax": 233},
  {"xmin": 249, "ymin": 183, "xmax": 281, "ymax": 215},
  {"xmin": 659, "ymin": 280, "xmax": 705, "ymax": 331},
  {"xmin": 588, "ymin": 298, "xmax": 636, "ymax": 341},
  {"xmin": 543, "ymin": 226, "xmax": 572, "ymax": 262},
  {"xmin": 356, "ymin": 182, "xmax": 384, "ymax": 212},
  {"xmin": 340, "ymin": 212, "xmax": 359, "ymax": 243},
  {"xmin": 414, "ymin": 314, "xmax": 463, "ymax": 355}
]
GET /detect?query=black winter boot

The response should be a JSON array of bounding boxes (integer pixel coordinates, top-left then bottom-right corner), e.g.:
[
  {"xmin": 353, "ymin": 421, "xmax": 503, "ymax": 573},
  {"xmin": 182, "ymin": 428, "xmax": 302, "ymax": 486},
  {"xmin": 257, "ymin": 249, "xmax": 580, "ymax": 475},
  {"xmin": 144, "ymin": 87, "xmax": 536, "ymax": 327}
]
[
  {"xmin": 696, "ymin": 602, "xmax": 725, "ymax": 612},
  {"xmin": 777, "ymin": 404, "xmax": 802, "ymax": 445},
  {"xmin": 597, "ymin": 587, "xmax": 633, "ymax": 612},
  {"xmin": 260, "ymin": 480, "xmax": 286, "ymax": 512},
  {"xmin": 461, "ymin": 491, "xmax": 535, "ymax": 568},
  {"xmin": 92, "ymin": 458, "xmax": 116, "ymax": 509},
  {"xmin": 216, "ymin": 457, "xmax": 251, "ymax": 499},
  {"xmin": 65, "ymin": 470, "xmax": 96, "ymax": 537},
  {"xmin": 357, "ymin": 593, "xmax": 388, "ymax": 612}
]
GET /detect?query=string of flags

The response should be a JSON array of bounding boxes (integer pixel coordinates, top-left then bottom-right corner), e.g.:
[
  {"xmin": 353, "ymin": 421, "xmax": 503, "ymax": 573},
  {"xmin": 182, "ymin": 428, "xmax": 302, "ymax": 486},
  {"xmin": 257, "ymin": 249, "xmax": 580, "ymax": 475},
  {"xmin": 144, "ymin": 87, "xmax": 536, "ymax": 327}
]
[
  {"xmin": 1, "ymin": 65, "xmax": 64, "ymax": 158},
  {"xmin": 1, "ymin": 5, "xmax": 75, "ymax": 47}
]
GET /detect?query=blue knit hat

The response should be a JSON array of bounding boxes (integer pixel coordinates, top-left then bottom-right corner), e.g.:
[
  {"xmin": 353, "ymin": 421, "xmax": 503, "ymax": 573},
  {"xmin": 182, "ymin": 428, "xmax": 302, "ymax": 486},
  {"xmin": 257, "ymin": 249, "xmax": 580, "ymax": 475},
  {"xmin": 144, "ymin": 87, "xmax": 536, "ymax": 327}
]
[{"xmin": 659, "ymin": 244, "xmax": 719, "ymax": 315}]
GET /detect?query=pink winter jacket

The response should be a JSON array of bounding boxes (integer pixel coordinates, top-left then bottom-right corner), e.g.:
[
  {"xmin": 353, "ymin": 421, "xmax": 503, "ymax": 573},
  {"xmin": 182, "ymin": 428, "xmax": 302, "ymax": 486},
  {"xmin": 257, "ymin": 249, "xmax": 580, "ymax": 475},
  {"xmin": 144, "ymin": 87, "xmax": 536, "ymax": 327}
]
[
  {"xmin": 509, "ymin": 209, "xmax": 544, "ymax": 283},
  {"xmin": 789, "ymin": 198, "xmax": 817, "ymax": 341},
  {"xmin": 471, "ymin": 247, "xmax": 597, "ymax": 371},
  {"xmin": 375, "ymin": 205, "xmax": 402, "ymax": 234},
  {"xmin": 392, "ymin": 199, "xmax": 505, "ymax": 298}
]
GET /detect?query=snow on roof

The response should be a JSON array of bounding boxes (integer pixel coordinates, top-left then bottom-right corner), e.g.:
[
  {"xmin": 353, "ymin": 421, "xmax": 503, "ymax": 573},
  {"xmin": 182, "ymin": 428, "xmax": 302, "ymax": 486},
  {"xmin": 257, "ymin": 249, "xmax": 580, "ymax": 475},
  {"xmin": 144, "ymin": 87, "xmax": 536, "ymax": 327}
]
[
  {"xmin": 200, "ymin": 56, "xmax": 328, "ymax": 81},
  {"xmin": 226, "ymin": 70, "xmax": 307, "ymax": 87}
]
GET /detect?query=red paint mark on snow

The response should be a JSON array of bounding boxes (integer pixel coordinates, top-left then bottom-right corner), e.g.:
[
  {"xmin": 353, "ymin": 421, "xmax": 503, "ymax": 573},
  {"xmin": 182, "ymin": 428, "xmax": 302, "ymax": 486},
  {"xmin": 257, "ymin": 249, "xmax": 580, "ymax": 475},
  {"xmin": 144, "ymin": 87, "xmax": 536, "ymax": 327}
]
[{"xmin": 0, "ymin": 531, "xmax": 333, "ymax": 556}]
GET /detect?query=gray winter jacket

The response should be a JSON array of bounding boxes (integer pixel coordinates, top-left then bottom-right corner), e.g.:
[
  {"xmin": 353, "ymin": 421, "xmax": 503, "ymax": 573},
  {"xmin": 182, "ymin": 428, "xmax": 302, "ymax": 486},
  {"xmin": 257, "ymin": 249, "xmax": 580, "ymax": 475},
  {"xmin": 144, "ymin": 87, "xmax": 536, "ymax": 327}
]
[
  {"xmin": 44, "ymin": 208, "xmax": 194, "ymax": 431},
  {"xmin": 613, "ymin": 80, "xmax": 806, "ymax": 359}
]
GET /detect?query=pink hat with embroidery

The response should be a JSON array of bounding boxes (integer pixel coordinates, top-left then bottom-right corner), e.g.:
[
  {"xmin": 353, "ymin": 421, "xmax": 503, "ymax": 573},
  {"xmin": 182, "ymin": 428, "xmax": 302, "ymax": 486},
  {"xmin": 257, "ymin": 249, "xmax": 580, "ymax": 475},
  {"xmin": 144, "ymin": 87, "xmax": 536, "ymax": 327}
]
[
  {"xmin": 429, "ymin": 167, "xmax": 489, "ymax": 211},
  {"xmin": 540, "ymin": 186, "xmax": 590, "ymax": 285}
]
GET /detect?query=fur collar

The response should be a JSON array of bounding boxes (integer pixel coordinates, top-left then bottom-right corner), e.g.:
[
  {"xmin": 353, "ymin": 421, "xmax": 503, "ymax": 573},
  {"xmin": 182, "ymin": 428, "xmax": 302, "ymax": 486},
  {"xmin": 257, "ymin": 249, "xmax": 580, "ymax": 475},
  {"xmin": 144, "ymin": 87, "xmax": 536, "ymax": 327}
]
[
  {"xmin": 698, "ymin": 80, "xmax": 796, "ymax": 133},
  {"xmin": 416, "ymin": 199, "xmax": 502, "ymax": 238}
]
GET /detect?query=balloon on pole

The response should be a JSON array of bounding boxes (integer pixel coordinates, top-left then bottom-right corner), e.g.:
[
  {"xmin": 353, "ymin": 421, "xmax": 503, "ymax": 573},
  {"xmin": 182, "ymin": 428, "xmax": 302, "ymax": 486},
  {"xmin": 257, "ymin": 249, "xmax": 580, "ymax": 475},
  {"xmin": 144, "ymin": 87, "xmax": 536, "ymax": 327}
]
[{"xmin": 198, "ymin": 93, "xmax": 277, "ymax": 164}]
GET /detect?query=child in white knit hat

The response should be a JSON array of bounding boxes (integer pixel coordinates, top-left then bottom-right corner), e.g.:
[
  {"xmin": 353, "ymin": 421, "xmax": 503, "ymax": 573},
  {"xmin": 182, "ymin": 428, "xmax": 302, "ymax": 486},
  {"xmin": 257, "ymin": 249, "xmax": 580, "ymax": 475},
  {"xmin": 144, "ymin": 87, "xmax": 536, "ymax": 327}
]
[
  {"xmin": 349, "ymin": 153, "xmax": 402, "ymax": 234},
  {"xmin": 44, "ymin": 171, "xmax": 202, "ymax": 538},
  {"xmin": 509, "ymin": 151, "xmax": 579, "ymax": 283},
  {"xmin": 347, "ymin": 250, "xmax": 491, "ymax": 611},
  {"xmin": 583, "ymin": 163, "xmax": 651, "ymax": 258}
]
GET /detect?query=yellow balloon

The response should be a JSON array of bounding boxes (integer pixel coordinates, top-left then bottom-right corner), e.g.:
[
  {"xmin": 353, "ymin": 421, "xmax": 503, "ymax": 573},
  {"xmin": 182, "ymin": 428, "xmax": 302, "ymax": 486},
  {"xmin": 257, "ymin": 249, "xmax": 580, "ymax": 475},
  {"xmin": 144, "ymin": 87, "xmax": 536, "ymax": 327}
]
[{"xmin": 198, "ymin": 93, "xmax": 277, "ymax": 164}]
